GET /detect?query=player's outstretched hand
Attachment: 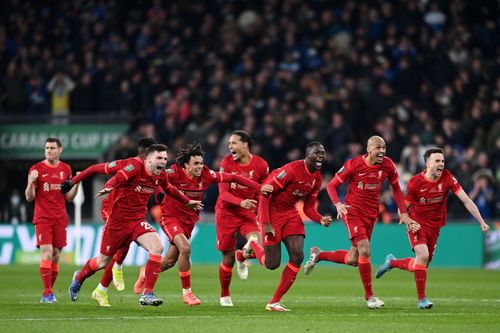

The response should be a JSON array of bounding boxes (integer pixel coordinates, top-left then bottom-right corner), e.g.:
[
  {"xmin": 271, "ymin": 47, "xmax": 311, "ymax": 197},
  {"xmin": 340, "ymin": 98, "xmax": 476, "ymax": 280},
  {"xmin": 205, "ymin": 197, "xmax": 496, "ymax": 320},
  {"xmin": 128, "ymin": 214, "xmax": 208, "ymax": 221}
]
[
  {"xmin": 28, "ymin": 170, "xmax": 38, "ymax": 184},
  {"xmin": 186, "ymin": 200, "xmax": 203, "ymax": 210},
  {"xmin": 95, "ymin": 187, "xmax": 113, "ymax": 198},
  {"xmin": 334, "ymin": 202, "xmax": 349, "ymax": 219},
  {"xmin": 240, "ymin": 199, "xmax": 257, "ymax": 209},
  {"xmin": 320, "ymin": 216, "xmax": 332, "ymax": 227},
  {"xmin": 61, "ymin": 180, "xmax": 73, "ymax": 194},
  {"xmin": 263, "ymin": 223, "xmax": 275, "ymax": 237},
  {"xmin": 400, "ymin": 213, "xmax": 420, "ymax": 233},
  {"xmin": 260, "ymin": 184, "xmax": 273, "ymax": 195},
  {"xmin": 480, "ymin": 222, "xmax": 490, "ymax": 234}
]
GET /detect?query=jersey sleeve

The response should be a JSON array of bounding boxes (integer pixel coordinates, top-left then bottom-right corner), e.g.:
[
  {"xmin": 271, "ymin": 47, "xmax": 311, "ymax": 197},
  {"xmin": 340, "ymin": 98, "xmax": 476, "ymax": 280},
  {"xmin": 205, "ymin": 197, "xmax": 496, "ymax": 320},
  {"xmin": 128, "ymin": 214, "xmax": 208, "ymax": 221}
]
[
  {"xmin": 386, "ymin": 158, "xmax": 399, "ymax": 184},
  {"xmin": 258, "ymin": 158, "xmax": 270, "ymax": 182},
  {"xmin": 270, "ymin": 164, "xmax": 293, "ymax": 189},
  {"xmin": 335, "ymin": 160, "xmax": 353, "ymax": 183},
  {"xmin": 404, "ymin": 179, "xmax": 417, "ymax": 204},
  {"xmin": 104, "ymin": 162, "xmax": 140, "ymax": 188},
  {"xmin": 105, "ymin": 158, "xmax": 132, "ymax": 174},
  {"xmin": 448, "ymin": 172, "xmax": 462, "ymax": 194}
]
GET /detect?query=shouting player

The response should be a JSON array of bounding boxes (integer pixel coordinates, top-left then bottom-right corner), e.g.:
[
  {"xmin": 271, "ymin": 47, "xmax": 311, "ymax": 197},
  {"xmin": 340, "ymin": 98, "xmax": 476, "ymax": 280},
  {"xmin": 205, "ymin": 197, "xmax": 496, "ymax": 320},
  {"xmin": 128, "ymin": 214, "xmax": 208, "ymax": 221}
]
[
  {"xmin": 249, "ymin": 141, "xmax": 332, "ymax": 312},
  {"xmin": 68, "ymin": 144, "xmax": 202, "ymax": 306},
  {"xmin": 215, "ymin": 130, "xmax": 269, "ymax": 307},
  {"xmin": 304, "ymin": 135, "xmax": 418, "ymax": 309},
  {"xmin": 375, "ymin": 147, "xmax": 489, "ymax": 309},
  {"xmin": 62, "ymin": 137, "xmax": 156, "ymax": 306}
]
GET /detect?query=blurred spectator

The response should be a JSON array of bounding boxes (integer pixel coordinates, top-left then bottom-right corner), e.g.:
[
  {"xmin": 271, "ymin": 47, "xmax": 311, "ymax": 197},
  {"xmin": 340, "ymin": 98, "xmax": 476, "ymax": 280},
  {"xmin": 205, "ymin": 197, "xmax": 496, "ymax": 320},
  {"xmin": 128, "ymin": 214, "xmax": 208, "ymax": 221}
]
[{"xmin": 47, "ymin": 72, "xmax": 75, "ymax": 121}]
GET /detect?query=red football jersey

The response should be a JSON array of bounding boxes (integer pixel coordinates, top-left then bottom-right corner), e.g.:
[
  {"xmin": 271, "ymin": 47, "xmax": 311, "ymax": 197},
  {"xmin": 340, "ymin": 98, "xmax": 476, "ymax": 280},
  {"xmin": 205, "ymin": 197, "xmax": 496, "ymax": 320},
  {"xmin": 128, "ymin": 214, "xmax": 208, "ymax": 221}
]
[
  {"xmin": 215, "ymin": 154, "xmax": 269, "ymax": 214},
  {"xmin": 101, "ymin": 157, "xmax": 143, "ymax": 219},
  {"xmin": 162, "ymin": 164, "xmax": 225, "ymax": 225},
  {"xmin": 265, "ymin": 160, "xmax": 322, "ymax": 214},
  {"xmin": 105, "ymin": 162, "xmax": 188, "ymax": 227},
  {"xmin": 405, "ymin": 169, "xmax": 462, "ymax": 229},
  {"xmin": 29, "ymin": 161, "xmax": 72, "ymax": 225},
  {"xmin": 335, "ymin": 155, "xmax": 399, "ymax": 219}
]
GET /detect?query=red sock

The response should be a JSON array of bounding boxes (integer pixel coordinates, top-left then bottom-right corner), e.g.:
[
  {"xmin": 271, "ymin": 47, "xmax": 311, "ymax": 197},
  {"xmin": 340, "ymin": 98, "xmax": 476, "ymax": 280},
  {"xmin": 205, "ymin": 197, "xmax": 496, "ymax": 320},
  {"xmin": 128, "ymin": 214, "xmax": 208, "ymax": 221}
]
[
  {"xmin": 144, "ymin": 254, "xmax": 162, "ymax": 294},
  {"xmin": 317, "ymin": 250, "xmax": 349, "ymax": 264},
  {"xmin": 76, "ymin": 257, "xmax": 99, "ymax": 283},
  {"xmin": 113, "ymin": 247, "xmax": 129, "ymax": 265},
  {"xmin": 219, "ymin": 263, "xmax": 233, "ymax": 297},
  {"xmin": 250, "ymin": 241, "xmax": 266, "ymax": 266},
  {"xmin": 40, "ymin": 259, "xmax": 52, "ymax": 295},
  {"xmin": 390, "ymin": 258, "xmax": 415, "ymax": 272},
  {"xmin": 269, "ymin": 262, "xmax": 300, "ymax": 304},
  {"xmin": 100, "ymin": 258, "xmax": 114, "ymax": 288},
  {"xmin": 179, "ymin": 270, "xmax": 191, "ymax": 289},
  {"xmin": 51, "ymin": 263, "xmax": 59, "ymax": 288},
  {"xmin": 414, "ymin": 264, "xmax": 427, "ymax": 300},
  {"xmin": 358, "ymin": 256, "xmax": 373, "ymax": 300}
]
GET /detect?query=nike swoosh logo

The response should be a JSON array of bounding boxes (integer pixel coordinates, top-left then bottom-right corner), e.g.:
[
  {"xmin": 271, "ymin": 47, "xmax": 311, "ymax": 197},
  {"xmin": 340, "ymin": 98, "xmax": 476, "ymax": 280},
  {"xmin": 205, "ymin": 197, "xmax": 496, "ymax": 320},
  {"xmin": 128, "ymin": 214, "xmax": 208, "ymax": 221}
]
[
  {"xmin": 358, "ymin": 172, "xmax": 368, "ymax": 176},
  {"xmin": 42, "ymin": 174, "xmax": 49, "ymax": 177},
  {"xmin": 420, "ymin": 189, "xmax": 428, "ymax": 192}
]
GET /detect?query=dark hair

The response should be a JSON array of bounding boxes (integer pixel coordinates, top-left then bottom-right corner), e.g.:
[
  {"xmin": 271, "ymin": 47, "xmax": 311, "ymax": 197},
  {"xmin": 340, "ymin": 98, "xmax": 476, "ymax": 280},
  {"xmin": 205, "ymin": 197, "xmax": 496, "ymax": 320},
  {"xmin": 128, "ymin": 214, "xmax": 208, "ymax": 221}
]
[
  {"xmin": 175, "ymin": 142, "xmax": 205, "ymax": 166},
  {"xmin": 146, "ymin": 144, "xmax": 168, "ymax": 156},
  {"xmin": 45, "ymin": 137, "xmax": 62, "ymax": 147},
  {"xmin": 306, "ymin": 141, "xmax": 323, "ymax": 154},
  {"xmin": 137, "ymin": 137, "xmax": 156, "ymax": 155},
  {"xmin": 424, "ymin": 147, "xmax": 444, "ymax": 161},
  {"xmin": 231, "ymin": 130, "xmax": 253, "ymax": 149}
]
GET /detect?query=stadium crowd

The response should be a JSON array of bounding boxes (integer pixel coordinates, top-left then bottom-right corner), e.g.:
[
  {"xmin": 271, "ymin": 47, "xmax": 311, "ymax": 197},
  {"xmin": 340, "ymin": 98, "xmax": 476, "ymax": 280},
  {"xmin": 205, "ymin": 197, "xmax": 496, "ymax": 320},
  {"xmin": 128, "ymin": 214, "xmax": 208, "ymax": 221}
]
[{"xmin": 1, "ymin": 0, "xmax": 499, "ymax": 220}]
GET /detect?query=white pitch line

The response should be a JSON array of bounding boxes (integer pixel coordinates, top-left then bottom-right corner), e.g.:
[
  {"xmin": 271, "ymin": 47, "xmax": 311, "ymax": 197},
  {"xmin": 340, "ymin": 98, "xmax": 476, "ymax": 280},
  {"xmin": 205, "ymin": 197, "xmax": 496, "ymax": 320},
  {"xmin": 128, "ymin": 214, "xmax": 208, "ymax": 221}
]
[{"xmin": 3, "ymin": 312, "xmax": 495, "ymax": 322}]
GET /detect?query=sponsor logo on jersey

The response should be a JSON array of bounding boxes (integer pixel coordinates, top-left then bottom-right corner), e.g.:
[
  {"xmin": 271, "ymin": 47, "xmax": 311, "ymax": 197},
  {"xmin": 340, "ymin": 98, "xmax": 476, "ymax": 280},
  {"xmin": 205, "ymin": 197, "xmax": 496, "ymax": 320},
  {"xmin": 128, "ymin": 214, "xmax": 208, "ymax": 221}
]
[
  {"xmin": 108, "ymin": 161, "xmax": 117, "ymax": 168},
  {"xmin": 166, "ymin": 168, "xmax": 175, "ymax": 174},
  {"xmin": 277, "ymin": 170, "xmax": 286, "ymax": 179},
  {"xmin": 43, "ymin": 182, "xmax": 50, "ymax": 191}
]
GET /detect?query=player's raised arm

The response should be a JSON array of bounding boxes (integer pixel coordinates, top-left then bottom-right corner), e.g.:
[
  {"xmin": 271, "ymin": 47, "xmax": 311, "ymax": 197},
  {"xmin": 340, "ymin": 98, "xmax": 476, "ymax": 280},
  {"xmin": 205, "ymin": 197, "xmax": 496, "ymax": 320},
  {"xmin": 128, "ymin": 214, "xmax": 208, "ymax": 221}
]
[
  {"xmin": 455, "ymin": 189, "xmax": 490, "ymax": 234},
  {"xmin": 96, "ymin": 163, "xmax": 139, "ymax": 197}
]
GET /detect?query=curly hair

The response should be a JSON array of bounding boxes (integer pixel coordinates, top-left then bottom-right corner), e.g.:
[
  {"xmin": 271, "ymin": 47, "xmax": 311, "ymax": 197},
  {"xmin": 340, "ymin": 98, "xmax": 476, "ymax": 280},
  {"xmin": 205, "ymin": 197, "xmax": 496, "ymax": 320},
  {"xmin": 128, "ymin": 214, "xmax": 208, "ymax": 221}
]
[{"xmin": 175, "ymin": 142, "xmax": 205, "ymax": 166}]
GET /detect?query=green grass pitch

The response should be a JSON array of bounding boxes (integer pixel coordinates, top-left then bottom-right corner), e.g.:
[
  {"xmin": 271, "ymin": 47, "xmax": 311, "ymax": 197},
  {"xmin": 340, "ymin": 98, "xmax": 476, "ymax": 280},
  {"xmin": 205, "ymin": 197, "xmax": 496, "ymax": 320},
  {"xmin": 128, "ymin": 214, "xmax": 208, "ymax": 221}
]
[{"xmin": 0, "ymin": 264, "xmax": 499, "ymax": 332}]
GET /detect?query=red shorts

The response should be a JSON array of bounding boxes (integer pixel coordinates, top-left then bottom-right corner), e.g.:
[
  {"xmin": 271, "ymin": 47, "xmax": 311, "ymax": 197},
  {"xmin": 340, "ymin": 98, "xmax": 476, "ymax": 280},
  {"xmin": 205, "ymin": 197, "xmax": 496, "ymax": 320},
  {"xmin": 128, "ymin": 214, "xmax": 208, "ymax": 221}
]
[
  {"xmin": 215, "ymin": 210, "xmax": 260, "ymax": 251},
  {"xmin": 262, "ymin": 212, "xmax": 305, "ymax": 247},
  {"xmin": 408, "ymin": 227, "xmax": 440, "ymax": 264},
  {"xmin": 344, "ymin": 213, "xmax": 376, "ymax": 246},
  {"xmin": 160, "ymin": 217, "xmax": 195, "ymax": 243},
  {"xmin": 100, "ymin": 220, "xmax": 156, "ymax": 256},
  {"xmin": 35, "ymin": 223, "xmax": 67, "ymax": 248}
]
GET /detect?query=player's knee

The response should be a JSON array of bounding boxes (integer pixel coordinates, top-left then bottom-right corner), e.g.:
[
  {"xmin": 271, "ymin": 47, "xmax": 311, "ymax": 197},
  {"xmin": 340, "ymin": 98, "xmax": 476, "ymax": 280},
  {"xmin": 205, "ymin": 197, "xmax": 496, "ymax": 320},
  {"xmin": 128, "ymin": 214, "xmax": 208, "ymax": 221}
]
[
  {"xmin": 150, "ymin": 244, "xmax": 164, "ymax": 256},
  {"xmin": 358, "ymin": 249, "xmax": 370, "ymax": 258},
  {"xmin": 222, "ymin": 255, "xmax": 235, "ymax": 267},
  {"xmin": 266, "ymin": 259, "xmax": 280, "ymax": 270},
  {"xmin": 98, "ymin": 256, "xmax": 112, "ymax": 269},
  {"xmin": 179, "ymin": 245, "xmax": 191, "ymax": 257},
  {"xmin": 289, "ymin": 253, "xmax": 304, "ymax": 266},
  {"xmin": 417, "ymin": 253, "xmax": 429, "ymax": 264}
]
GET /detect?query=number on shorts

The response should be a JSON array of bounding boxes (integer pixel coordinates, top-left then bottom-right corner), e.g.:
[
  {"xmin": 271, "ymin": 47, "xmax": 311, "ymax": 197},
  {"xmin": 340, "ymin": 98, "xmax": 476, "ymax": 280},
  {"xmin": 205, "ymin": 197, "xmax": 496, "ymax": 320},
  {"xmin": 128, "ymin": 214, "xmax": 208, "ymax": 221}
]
[{"xmin": 140, "ymin": 221, "xmax": 155, "ymax": 231}]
